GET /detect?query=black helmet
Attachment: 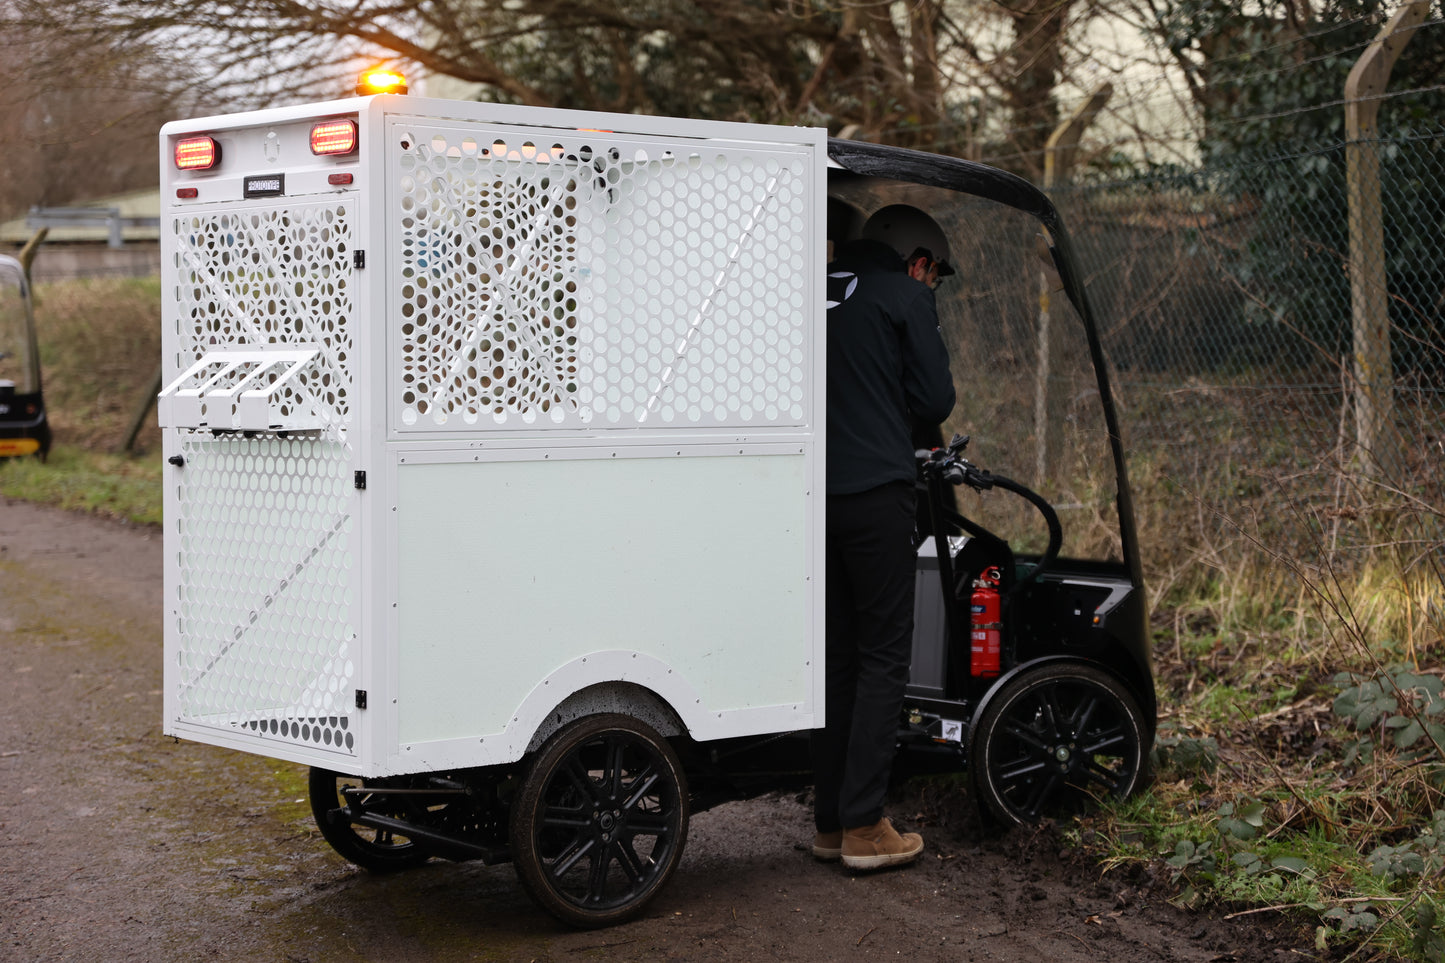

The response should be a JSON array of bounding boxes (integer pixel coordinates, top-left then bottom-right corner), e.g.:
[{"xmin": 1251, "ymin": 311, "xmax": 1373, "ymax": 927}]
[{"xmin": 861, "ymin": 205, "xmax": 955, "ymax": 277}]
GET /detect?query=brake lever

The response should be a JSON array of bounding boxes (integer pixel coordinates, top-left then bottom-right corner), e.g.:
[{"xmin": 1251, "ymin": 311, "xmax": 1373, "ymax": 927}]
[{"xmin": 943, "ymin": 457, "xmax": 993, "ymax": 491}]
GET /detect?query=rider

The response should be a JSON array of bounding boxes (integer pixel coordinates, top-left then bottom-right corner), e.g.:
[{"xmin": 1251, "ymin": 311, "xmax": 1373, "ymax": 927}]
[{"xmin": 814, "ymin": 204, "xmax": 957, "ymax": 870}]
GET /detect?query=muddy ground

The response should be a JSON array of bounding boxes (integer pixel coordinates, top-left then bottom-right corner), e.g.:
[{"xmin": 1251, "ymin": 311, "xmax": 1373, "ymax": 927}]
[{"xmin": 1, "ymin": 498, "xmax": 1322, "ymax": 962}]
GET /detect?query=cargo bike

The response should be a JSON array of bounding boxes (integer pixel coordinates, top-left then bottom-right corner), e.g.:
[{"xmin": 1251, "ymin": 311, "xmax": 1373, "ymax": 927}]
[{"xmin": 159, "ymin": 91, "xmax": 1154, "ymax": 929}]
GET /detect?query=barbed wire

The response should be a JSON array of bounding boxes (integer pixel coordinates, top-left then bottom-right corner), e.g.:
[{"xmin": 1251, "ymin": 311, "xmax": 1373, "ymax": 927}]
[
  {"xmin": 855, "ymin": 16, "xmax": 1444, "ymax": 155},
  {"xmin": 1169, "ymin": 17, "xmax": 1443, "ymax": 89},
  {"xmin": 914, "ymin": 80, "xmax": 1442, "ymax": 168},
  {"xmin": 1133, "ymin": 15, "xmax": 1443, "ymax": 82},
  {"xmin": 869, "ymin": 37, "xmax": 1443, "ymax": 162}
]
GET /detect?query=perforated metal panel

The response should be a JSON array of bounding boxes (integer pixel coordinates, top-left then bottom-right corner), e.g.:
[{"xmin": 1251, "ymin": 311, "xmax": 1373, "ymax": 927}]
[
  {"xmin": 171, "ymin": 201, "xmax": 356, "ymax": 431},
  {"xmin": 172, "ymin": 436, "xmax": 358, "ymax": 754},
  {"xmin": 390, "ymin": 123, "xmax": 813, "ymax": 430},
  {"xmin": 166, "ymin": 200, "xmax": 360, "ymax": 757}
]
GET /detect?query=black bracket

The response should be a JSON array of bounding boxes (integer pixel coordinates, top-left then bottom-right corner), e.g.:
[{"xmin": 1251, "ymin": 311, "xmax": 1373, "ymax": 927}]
[{"xmin": 355, "ymin": 689, "xmax": 368, "ymax": 709}]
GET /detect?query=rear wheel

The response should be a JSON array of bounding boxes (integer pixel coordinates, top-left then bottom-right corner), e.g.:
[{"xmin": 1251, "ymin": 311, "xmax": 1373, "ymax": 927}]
[
  {"xmin": 510, "ymin": 714, "xmax": 689, "ymax": 928},
  {"xmin": 308, "ymin": 767, "xmax": 432, "ymax": 873},
  {"xmin": 971, "ymin": 662, "xmax": 1147, "ymax": 825}
]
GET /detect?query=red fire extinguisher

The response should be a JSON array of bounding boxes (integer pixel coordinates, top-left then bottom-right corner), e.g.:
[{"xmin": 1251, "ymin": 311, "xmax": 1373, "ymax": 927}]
[{"xmin": 970, "ymin": 566, "xmax": 1003, "ymax": 678}]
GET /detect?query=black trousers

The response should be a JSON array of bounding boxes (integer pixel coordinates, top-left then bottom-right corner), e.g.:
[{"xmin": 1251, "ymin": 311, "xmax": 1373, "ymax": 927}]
[{"xmin": 811, "ymin": 481, "xmax": 917, "ymax": 832}]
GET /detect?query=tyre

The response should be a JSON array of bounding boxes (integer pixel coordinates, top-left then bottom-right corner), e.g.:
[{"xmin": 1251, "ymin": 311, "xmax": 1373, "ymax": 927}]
[
  {"xmin": 308, "ymin": 767, "xmax": 432, "ymax": 873},
  {"xmin": 971, "ymin": 662, "xmax": 1148, "ymax": 825},
  {"xmin": 510, "ymin": 713, "xmax": 689, "ymax": 928}
]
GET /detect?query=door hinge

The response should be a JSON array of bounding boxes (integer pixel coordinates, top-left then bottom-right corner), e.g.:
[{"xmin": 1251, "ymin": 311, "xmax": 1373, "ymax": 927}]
[
  {"xmin": 355, "ymin": 689, "xmax": 368, "ymax": 710},
  {"xmin": 353, "ymin": 250, "xmax": 366, "ymax": 269},
  {"xmin": 354, "ymin": 470, "xmax": 366, "ymax": 490}
]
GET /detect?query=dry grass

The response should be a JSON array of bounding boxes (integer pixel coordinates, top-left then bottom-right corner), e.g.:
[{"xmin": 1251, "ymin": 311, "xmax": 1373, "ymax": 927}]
[
  {"xmin": 1092, "ymin": 389, "xmax": 1445, "ymax": 958},
  {"xmin": 32, "ymin": 276, "xmax": 163, "ymax": 454}
]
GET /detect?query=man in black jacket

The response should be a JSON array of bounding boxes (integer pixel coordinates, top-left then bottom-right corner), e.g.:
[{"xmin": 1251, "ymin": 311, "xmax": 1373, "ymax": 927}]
[{"xmin": 813, "ymin": 205, "xmax": 957, "ymax": 871}]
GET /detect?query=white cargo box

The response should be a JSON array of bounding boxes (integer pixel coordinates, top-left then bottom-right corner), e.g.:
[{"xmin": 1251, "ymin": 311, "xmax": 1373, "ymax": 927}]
[{"xmin": 159, "ymin": 96, "xmax": 826, "ymax": 777}]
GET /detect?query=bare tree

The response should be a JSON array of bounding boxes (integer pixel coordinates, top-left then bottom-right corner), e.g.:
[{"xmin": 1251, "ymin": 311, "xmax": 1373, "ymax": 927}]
[
  {"xmin": 5, "ymin": 0, "xmax": 1097, "ymax": 167},
  {"xmin": 0, "ymin": 6, "xmax": 200, "ymax": 219}
]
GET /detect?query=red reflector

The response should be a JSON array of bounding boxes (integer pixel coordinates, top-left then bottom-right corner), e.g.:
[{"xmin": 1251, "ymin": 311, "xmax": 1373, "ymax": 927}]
[
  {"xmin": 175, "ymin": 136, "xmax": 219, "ymax": 170},
  {"xmin": 328, "ymin": 173, "xmax": 354, "ymax": 186},
  {"xmin": 311, "ymin": 120, "xmax": 358, "ymax": 155},
  {"xmin": 176, "ymin": 187, "xmax": 199, "ymax": 199}
]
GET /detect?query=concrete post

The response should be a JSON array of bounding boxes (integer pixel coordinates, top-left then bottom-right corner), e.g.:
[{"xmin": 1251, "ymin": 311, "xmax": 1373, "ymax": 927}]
[
  {"xmin": 1036, "ymin": 84, "xmax": 1112, "ymax": 480},
  {"xmin": 1345, "ymin": 0, "xmax": 1428, "ymax": 478}
]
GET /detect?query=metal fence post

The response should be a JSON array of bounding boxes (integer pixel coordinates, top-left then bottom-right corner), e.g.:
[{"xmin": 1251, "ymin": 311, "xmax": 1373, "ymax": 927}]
[{"xmin": 1345, "ymin": 0, "xmax": 1429, "ymax": 479}]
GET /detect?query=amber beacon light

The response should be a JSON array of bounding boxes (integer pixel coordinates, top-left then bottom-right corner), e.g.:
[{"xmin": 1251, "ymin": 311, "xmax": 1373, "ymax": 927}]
[{"xmin": 356, "ymin": 68, "xmax": 407, "ymax": 96}]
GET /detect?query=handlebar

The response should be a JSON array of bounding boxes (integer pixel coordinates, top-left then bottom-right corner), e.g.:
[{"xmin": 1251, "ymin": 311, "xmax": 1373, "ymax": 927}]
[{"xmin": 916, "ymin": 433, "xmax": 1063, "ymax": 594}]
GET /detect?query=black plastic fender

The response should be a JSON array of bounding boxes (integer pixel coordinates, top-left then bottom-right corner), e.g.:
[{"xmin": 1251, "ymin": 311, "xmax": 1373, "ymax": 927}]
[{"xmin": 965, "ymin": 654, "xmax": 1146, "ymax": 750}]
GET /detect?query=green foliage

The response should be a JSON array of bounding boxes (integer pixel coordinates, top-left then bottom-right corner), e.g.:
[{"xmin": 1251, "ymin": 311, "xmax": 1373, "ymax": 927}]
[
  {"xmin": 1368, "ymin": 842, "xmax": 1429, "ymax": 883},
  {"xmin": 1090, "ymin": 0, "xmax": 1445, "ymax": 377},
  {"xmin": 1161, "ymin": 0, "xmax": 1445, "ymax": 365},
  {"xmin": 1088, "ymin": 647, "xmax": 1445, "ymax": 959},
  {"xmin": 1322, "ymin": 903, "xmax": 1380, "ymax": 933},
  {"xmin": 1217, "ymin": 798, "xmax": 1265, "ymax": 840},
  {"xmin": 1150, "ymin": 733, "xmax": 1220, "ymax": 779},
  {"xmin": 1334, "ymin": 667, "xmax": 1445, "ymax": 767},
  {"xmin": 1413, "ymin": 903, "xmax": 1445, "ymax": 961},
  {"xmin": 1166, "ymin": 837, "xmax": 1217, "ymax": 878}
]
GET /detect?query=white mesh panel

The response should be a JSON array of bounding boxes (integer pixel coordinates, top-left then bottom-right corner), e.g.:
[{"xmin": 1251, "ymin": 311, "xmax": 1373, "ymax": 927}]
[
  {"xmin": 170, "ymin": 201, "xmax": 356, "ymax": 429},
  {"xmin": 392, "ymin": 124, "xmax": 811, "ymax": 430},
  {"xmin": 173, "ymin": 436, "xmax": 358, "ymax": 755}
]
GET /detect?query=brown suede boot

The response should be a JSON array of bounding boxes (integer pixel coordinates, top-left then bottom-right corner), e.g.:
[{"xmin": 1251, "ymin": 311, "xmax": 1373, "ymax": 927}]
[
  {"xmin": 841, "ymin": 817, "xmax": 923, "ymax": 870},
  {"xmin": 812, "ymin": 831, "xmax": 843, "ymax": 861}
]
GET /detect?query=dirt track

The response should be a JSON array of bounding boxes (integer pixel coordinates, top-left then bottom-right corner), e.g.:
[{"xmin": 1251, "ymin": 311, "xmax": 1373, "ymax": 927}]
[{"xmin": 1, "ymin": 498, "xmax": 1320, "ymax": 962}]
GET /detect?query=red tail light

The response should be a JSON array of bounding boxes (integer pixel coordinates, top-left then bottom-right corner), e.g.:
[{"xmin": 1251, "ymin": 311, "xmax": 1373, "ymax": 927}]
[
  {"xmin": 175, "ymin": 136, "xmax": 220, "ymax": 170},
  {"xmin": 311, "ymin": 120, "xmax": 358, "ymax": 156}
]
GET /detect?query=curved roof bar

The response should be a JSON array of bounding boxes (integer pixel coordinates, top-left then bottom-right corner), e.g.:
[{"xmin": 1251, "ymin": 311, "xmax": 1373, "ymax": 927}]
[{"xmin": 826, "ymin": 137, "xmax": 1142, "ymax": 585}]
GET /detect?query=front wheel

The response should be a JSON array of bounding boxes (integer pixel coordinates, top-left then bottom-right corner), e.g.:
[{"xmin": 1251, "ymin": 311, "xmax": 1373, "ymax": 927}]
[
  {"xmin": 971, "ymin": 662, "xmax": 1148, "ymax": 825},
  {"xmin": 510, "ymin": 713, "xmax": 689, "ymax": 928}
]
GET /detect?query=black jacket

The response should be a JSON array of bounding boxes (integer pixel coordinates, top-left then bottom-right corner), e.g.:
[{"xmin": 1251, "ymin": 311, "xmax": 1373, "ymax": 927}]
[{"xmin": 825, "ymin": 239, "xmax": 956, "ymax": 494}]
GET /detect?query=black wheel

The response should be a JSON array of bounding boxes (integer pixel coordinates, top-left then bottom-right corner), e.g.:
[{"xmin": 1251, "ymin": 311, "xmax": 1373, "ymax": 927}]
[
  {"xmin": 308, "ymin": 767, "xmax": 432, "ymax": 873},
  {"xmin": 510, "ymin": 713, "xmax": 689, "ymax": 928},
  {"xmin": 971, "ymin": 662, "xmax": 1148, "ymax": 825}
]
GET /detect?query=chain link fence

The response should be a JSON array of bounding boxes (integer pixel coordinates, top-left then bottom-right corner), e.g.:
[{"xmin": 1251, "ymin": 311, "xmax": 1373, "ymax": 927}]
[{"xmin": 1052, "ymin": 126, "xmax": 1444, "ymax": 643}]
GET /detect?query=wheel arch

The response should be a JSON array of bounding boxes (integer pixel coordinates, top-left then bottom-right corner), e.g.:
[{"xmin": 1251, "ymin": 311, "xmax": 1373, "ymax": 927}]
[
  {"xmin": 968, "ymin": 654, "xmax": 1153, "ymax": 744},
  {"xmin": 523, "ymin": 681, "xmax": 687, "ymax": 756}
]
